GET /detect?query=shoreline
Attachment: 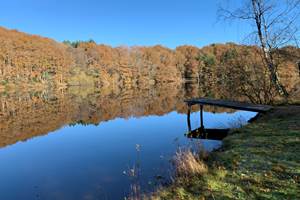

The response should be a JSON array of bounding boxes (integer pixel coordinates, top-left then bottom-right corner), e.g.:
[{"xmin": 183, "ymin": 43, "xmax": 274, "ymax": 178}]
[{"xmin": 152, "ymin": 106, "xmax": 300, "ymax": 199}]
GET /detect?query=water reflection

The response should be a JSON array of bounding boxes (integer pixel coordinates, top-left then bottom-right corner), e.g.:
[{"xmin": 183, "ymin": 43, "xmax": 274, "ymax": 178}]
[
  {"xmin": 0, "ymin": 84, "xmax": 257, "ymax": 200},
  {"xmin": 186, "ymin": 128, "xmax": 230, "ymax": 140},
  {"xmin": 186, "ymin": 104, "xmax": 256, "ymax": 140}
]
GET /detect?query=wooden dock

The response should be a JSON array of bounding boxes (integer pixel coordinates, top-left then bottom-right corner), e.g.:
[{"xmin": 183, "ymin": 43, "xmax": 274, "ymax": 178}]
[
  {"xmin": 184, "ymin": 98, "xmax": 272, "ymax": 140},
  {"xmin": 185, "ymin": 98, "xmax": 273, "ymax": 113}
]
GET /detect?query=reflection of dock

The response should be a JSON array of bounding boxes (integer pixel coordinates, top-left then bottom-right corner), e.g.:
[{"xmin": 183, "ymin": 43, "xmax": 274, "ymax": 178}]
[
  {"xmin": 184, "ymin": 98, "xmax": 272, "ymax": 140},
  {"xmin": 186, "ymin": 128, "xmax": 229, "ymax": 140}
]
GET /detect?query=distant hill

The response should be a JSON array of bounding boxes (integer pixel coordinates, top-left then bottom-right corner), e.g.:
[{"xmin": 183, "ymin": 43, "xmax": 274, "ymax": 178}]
[
  {"xmin": 0, "ymin": 27, "xmax": 74, "ymax": 89},
  {"xmin": 0, "ymin": 26, "xmax": 299, "ymax": 102}
]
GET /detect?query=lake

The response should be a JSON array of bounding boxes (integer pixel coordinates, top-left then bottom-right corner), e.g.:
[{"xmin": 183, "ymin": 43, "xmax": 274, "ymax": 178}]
[{"xmin": 0, "ymin": 84, "xmax": 257, "ymax": 200}]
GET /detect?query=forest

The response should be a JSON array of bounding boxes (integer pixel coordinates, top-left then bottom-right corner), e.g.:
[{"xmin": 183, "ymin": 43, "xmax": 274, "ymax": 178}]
[{"xmin": 0, "ymin": 26, "xmax": 299, "ymax": 103}]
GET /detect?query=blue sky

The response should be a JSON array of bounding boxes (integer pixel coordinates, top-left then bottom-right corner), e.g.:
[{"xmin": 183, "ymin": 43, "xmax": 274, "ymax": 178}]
[{"xmin": 1, "ymin": 0, "xmax": 251, "ymax": 48}]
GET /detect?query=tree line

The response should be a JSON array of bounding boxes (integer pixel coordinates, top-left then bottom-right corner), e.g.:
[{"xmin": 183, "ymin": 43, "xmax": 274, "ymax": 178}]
[{"xmin": 0, "ymin": 27, "xmax": 299, "ymax": 103}]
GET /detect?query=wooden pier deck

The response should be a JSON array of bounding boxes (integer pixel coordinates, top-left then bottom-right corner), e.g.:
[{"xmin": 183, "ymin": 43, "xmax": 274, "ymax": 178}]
[
  {"xmin": 184, "ymin": 98, "xmax": 272, "ymax": 140},
  {"xmin": 185, "ymin": 98, "xmax": 273, "ymax": 113}
]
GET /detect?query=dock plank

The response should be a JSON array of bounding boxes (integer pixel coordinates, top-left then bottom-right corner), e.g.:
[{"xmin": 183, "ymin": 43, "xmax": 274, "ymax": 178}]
[{"xmin": 185, "ymin": 98, "xmax": 273, "ymax": 113}]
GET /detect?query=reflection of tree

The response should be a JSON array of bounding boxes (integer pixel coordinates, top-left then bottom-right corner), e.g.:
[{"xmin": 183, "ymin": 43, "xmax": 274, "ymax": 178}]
[{"xmin": 0, "ymin": 84, "xmax": 241, "ymax": 149}]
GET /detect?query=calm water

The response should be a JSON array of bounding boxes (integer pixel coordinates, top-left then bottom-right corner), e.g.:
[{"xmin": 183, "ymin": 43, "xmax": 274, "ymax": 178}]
[{"xmin": 0, "ymin": 85, "xmax": 257, "ymax": 200}]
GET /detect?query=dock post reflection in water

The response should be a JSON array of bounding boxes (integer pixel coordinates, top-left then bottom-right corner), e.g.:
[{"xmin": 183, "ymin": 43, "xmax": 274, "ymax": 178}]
[
  {"xmin": 186, "ymin": 103, "xmax": 205, "ymax": 133},
  {"xmin": 187, "ymin": 104, "xmax": 192, "ymax": 132},
  {"xmin": 200, "ymin": 105, "xmax": 204, "ymax": 133},
  {"xmin": 186, "ymin": 102, "xmax": 229, "ymax": 140}
]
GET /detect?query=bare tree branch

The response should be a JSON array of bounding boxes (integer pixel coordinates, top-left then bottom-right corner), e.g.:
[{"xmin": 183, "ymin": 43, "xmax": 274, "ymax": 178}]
[{"xmin": 218, "ymin": 0, "xmax": 300, "ymax": 98}]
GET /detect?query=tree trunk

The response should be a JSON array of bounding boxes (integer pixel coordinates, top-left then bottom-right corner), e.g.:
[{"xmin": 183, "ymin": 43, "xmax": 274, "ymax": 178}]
[
  {"xmin": 251, "ymin": 0, "xmax": 289, "ymax": 98},
  {"xmin": 298, "ymin": 61, "xmax": 300, "ymax": 77}
]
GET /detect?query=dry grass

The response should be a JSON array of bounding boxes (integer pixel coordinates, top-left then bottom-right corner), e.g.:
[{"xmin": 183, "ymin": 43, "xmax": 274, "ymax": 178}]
[
  {"xmin": 174, "ymin": 148, "xmax": 208, "ymax": 177},
  {"xmin": 147, "ymin": 147, "xmax": 209, "ymax": 200}
]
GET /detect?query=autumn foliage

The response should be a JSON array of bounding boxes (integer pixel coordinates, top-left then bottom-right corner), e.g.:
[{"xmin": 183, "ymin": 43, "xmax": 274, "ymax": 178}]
[
  {"xmin": 0, "ymin": 27, "xmax": 299, "ymax": 102},
  {"xmin": 0, "ymin": 27, "xmax": 73, "ymax": 88}
]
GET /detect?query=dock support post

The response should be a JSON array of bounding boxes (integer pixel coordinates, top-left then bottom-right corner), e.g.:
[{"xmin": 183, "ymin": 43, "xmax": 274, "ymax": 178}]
[
  {"xmin": 200, "ymin": 105, "xmax": 204, "ymax": 134},
  {"xmin": 187, "ymin": 104, "xmax": 191, "ymax": 132}
]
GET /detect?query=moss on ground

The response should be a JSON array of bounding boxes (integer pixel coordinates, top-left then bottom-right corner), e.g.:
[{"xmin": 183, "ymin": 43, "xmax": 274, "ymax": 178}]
[{"xmin": 153, "ymin": 106, "xmax": 300, "ymax": 200}]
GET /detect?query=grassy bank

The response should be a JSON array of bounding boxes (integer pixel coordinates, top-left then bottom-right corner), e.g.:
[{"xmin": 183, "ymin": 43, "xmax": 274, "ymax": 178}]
[{"xmin": 152, "ymin": 106, "xmax": 300, "ymax": 200}]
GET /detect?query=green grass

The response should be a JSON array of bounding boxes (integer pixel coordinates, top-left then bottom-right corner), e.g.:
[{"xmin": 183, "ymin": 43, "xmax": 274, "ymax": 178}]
[{"xmin": 153, "ymin": 106, "xmax": 300, "ymax": 200}]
